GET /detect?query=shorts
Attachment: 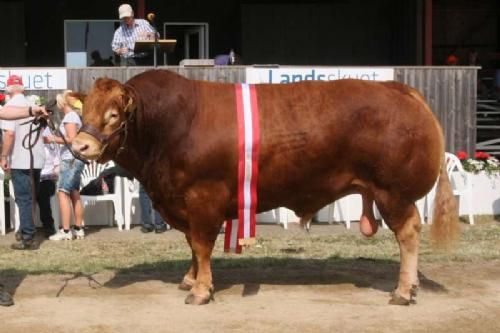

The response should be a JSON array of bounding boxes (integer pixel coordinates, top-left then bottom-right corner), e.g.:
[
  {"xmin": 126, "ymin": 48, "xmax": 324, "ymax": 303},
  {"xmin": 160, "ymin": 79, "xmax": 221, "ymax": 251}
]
[{"xmin": 57, "ymin": 159, "xmax": 85, "ymax": 193}]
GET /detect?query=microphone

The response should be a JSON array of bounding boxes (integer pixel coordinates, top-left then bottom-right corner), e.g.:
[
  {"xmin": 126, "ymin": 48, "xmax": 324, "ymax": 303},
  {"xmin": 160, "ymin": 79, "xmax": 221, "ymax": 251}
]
[{"xmin": 146, "ymin": 12, "xmax": 159, "ymax": 68}]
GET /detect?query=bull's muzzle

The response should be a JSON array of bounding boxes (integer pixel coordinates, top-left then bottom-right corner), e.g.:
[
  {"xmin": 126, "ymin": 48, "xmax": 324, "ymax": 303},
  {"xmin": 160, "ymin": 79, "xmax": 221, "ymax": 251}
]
[
  {"xmin": 72, "ymin": 134, "xmax": 102, "ymax": 160},
  {"xmin": 72, "ymin": 139, "xmax": 89, "ymax": 155}
]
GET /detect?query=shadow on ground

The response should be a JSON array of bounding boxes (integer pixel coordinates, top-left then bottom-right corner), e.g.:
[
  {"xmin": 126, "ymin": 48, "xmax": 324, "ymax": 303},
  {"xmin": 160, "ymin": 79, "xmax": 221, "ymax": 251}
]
[
  {"xmin": 1, "ymin": 257, "xmax": 449, "ymax": 304},
  {"xmin": 100, "ymin": 257, "xmax": 448, "ymax": 298}
]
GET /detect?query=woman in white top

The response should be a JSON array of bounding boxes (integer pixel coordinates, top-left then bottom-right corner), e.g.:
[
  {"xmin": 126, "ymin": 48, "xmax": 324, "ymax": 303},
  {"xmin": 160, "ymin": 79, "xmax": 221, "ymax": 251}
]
[
  {"xmin": 45, "ymin": 90, "xmax": 85, "ymax": 241},
  {"xmin": 38, "ymin": 128, "xmax": 60, "ymax": 238}
]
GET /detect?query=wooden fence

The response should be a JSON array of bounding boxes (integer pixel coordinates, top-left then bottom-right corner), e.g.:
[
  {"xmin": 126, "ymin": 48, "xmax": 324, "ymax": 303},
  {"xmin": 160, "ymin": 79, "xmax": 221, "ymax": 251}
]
[
  {"xmin": 26, "ymin": 66, "xmax": 478, "ymax": 154},
  {"xmin": 394, "ymin": 67, "xmax": 478, "ymax": 155}
]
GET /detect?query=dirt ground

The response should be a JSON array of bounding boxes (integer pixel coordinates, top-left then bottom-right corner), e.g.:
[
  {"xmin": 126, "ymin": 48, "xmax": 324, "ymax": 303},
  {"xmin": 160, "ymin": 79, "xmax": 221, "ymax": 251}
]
[{"xmin": 1, "ymin": 225, "xmax": 500, "ymax": 333}]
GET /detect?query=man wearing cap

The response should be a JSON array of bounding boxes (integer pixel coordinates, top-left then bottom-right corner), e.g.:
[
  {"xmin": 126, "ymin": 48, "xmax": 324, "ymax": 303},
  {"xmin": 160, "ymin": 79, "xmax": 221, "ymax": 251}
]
[
  {"xmin": 1, "ymin": 75, "xmax": 45, "ymax": 251},
  {"xmin": 111, "ymin": 3, "xmax": 157, "ymax": 66},
  {"xmin": 0, "ymin": 77, "xmax": 47, "ymax": 307}
]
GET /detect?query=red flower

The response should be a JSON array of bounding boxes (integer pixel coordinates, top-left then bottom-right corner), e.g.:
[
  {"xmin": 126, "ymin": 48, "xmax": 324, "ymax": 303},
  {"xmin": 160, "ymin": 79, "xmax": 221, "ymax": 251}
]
[
  {"xmin": 0, "ymin": 93, "xmax": 5, "ymax": 103},
  {"xmin": 474, "ymin": 151, "xmax": 490, "ymax": 160},
  {"xmin": 456, "ymin": 151, "xmax": 468, "ymax": 160}
]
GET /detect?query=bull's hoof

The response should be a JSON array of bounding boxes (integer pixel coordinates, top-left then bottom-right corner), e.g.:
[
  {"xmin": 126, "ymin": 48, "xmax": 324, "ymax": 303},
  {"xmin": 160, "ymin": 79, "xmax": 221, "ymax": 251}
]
[
  {"xmin": 389, "ymin": 284, "xmax": 419, "ymax": 306},
  {"xmin": 178, "ymin": 281, "xmax": 193, "ymax": 291},
  {"xmin": 185, "ymin": 293, "xmax": 211, "ymax": 305},
  {"xmin": 388, "ymin": 294, "xmax": 411, "ymax": 306},
  {"xmin": 178, "ymin": 276, "xmax": 196, "ymax": 291},
  {"xmin": 410, "ymin": 284, "xmax": 419, "ymax": 297},
  {"xmin": 389, "ymin": 287, "xmax": 416, "ymax": 306}
]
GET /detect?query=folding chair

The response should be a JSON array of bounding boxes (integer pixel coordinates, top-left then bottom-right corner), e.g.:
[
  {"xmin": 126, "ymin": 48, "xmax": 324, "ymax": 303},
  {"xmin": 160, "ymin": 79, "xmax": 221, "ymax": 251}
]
[{"xmin": 80, "ymin": 161, "xmax": 125, "ymax": 230}]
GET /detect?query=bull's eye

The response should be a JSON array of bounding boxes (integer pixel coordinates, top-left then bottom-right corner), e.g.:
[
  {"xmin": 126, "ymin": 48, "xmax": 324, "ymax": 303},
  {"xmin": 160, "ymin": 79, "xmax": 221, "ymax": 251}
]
[{"xmin": 104, "ymin": 109, "xmax": 120, "ymax": 126}]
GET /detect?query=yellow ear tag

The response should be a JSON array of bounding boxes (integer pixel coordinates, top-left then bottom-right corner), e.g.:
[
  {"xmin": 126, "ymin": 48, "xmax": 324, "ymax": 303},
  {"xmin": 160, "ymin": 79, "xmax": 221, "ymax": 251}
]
[
  {"xmin": 73, "ymin": 100, "xmax": 83, "ymax": 110},
  {"xmin": 124, "ymin": 97, "xmax": 134, "ymax": 113}
]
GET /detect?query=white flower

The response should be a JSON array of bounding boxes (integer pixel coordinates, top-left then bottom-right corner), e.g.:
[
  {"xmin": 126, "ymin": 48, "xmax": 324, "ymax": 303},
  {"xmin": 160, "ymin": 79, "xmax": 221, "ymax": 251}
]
[
  {"xmin": 467, "ymin": 159, "xmax": 486, "ymax": 172},
  {"xmin": 27, "ymin": 94, "xmax": 41, "ymax": 106},
  {"xmin": 462, "ymin": 155, "xmax": 500, "ymax": 175},
  {"xmin": 486, "ymin": 157, "xmax": 500, "ymax": 167}
]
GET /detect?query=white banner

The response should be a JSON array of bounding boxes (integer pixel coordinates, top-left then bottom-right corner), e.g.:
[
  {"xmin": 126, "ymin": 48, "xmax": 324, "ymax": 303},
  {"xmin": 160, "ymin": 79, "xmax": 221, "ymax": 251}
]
[
  {"xmin": 246, "ymin": 67, "xmax": 394, "ymax": 84},
  {"xmin": 0, "ymin": 68, "xmax": 67, "ymax": 90}
]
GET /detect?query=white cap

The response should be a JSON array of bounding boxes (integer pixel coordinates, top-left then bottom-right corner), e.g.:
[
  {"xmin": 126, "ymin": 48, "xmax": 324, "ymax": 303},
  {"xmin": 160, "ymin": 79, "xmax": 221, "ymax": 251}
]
[{"xmin": 118, "ymin": 4, "xmax": 134, "ymax": 19}]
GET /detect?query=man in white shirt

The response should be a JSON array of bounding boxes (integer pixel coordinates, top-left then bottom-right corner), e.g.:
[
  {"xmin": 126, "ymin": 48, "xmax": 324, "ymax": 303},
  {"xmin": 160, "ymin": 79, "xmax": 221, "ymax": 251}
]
[
  {"xmin": 0, "ymin": 79, "xmax": 47, "ymax": 307},
  {"xmin": 1, "ymin": 75, "xmax": 45, "ymax": 251},
  {"xmin": 111, "ymin": 3, "xmax": 157, "ymax": 66}
]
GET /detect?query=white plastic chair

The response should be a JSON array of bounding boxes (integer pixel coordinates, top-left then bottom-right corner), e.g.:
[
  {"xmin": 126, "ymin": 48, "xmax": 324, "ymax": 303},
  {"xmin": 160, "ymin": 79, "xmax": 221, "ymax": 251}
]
[
  {"xmin": 327, "ymin": 195, "xmax": 425, "ymax": 230},
  {"xmin": 446, "ymin": 152, "xmax": 474, "ymax": 224},
  {"xmin": 0, "ymin": 170, "xmax": 6, "ymax": 235},
  {"xmin": 122, "ymin": 177, "xmax": 140, "ymax": 230},
  {"xmin": 427, "ymin": 152, "xmax": 474, "ymax": 225},
  {"xmin": 80, "ymin": 161, "xmax": 125, "ymax": 231},
  {"xmin": 9, "ymin": 180, "xmax": 19, "ymax": 231},
  {"xmin": 273, "ymin": 208, "xmax": 289, "ymax": 229},
  {"xmin": 327, "ymin": 197, "xmax": 352, "ymax": 229}
]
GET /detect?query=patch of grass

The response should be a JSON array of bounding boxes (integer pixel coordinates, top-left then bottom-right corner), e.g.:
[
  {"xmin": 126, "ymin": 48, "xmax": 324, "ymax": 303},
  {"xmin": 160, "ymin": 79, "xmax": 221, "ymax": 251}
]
[{"xmin": 0, "ymin": 220, "xmax": 499, "ymax": 276}]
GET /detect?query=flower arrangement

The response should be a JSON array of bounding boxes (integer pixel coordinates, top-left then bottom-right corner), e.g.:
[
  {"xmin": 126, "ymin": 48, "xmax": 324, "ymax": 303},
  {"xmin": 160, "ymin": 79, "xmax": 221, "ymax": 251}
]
[
  {"xmin": 457, "ymin": 151, "xmax": 500, "ymax": 176},
  {"xmin": 0, "ymin": 93, "xmax": 5, "ymax": 106},
  {"xmin": 27, "ymin": 94, "xmax": 46, "ymax": 106}
]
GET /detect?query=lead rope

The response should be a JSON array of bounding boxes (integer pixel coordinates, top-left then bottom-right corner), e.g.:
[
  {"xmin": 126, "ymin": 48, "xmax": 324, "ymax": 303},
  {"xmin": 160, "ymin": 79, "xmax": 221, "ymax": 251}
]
[{"xmin": 21, "ymin": 117, "xmax": 46, "ymax": 239}]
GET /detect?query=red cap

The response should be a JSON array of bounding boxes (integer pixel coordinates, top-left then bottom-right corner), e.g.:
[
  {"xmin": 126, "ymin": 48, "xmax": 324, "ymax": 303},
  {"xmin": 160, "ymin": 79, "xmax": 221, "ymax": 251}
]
[
  {"xmin": 7, "ymin": 75, "xmax": 23, "ymax": 87},
  {"xmin": 446, "ymin": 55, "xmax": 459, "ymax": 66}
]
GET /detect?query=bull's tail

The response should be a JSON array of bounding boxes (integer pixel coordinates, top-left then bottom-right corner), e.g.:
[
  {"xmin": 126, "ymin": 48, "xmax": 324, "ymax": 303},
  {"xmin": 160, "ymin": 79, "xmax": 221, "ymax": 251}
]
[{"xmin": 430, "ymin": 157, "xmax": 460, "ymax": 248}]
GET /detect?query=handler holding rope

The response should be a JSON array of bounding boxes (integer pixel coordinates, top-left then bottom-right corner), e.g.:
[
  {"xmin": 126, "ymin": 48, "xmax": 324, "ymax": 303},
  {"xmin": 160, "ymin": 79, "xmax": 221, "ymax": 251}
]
[
  {"xmin": 0, "ymin": 75, "xmax": 48, "ymax": 307},
  {"xmin": 1, "ymin": 76, "xmax": 46, "ymax": 251}
]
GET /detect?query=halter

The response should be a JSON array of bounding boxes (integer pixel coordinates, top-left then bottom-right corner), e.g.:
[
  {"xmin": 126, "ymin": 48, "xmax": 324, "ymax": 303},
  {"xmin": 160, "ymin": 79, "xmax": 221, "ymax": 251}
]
[{"xmin": 78, "ymin": 93, "xmax": 135, "ymax": 161}]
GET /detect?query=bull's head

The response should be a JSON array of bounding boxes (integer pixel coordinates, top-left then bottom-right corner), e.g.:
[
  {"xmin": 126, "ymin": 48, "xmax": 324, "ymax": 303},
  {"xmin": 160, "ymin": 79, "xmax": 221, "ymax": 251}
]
[{"xmin": 72, "ymin": 78, "xmax": 135, "ymax": 163}]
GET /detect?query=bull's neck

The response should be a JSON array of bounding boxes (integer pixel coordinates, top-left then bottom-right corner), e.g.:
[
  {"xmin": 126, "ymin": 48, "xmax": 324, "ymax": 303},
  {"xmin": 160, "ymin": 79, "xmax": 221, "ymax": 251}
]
[
  {"xmin": 113, "ymin": 110, "xmax": 159, "ymax": 184},
  {"xmin": 114, "ymin": 81, "xmax": 197, "ymax": 188}
]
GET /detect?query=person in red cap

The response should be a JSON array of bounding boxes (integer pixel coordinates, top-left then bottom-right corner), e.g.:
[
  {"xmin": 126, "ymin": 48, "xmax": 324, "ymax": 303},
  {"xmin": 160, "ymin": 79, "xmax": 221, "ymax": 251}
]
[
  {"xmin": 446, "ymin": 54, "xmax": 459, "ymax": 66},
  {"xmin": 0, "ymin": 76, "xmax": 46, "ymax": 119},
  {"xmin": 1, "ymin": 75, "xmax": 46, "ymax": 251},
  {"xmin": 0, "ymin": 76, "xmax": 48, "ymax": 307},
  {"xmin": 7, "ymin": 74, "xmax": 22, "ymax": 87}
]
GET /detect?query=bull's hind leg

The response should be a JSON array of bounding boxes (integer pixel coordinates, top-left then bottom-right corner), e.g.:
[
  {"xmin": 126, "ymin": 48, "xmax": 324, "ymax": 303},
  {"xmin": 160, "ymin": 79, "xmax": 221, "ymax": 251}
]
[{"xmin": 377, "ymin": 200, "xmax": 421, "ymax": 305}]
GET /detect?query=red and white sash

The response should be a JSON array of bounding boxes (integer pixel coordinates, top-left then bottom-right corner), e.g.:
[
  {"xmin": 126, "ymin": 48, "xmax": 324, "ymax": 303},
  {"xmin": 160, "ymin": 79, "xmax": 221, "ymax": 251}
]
[{"xmin": 224, "ymin": 84, "xmax": 260, "ymax": 253}]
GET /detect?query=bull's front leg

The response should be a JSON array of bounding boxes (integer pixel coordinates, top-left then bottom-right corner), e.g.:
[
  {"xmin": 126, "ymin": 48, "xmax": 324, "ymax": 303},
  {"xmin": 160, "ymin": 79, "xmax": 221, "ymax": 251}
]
[
  {"xmin": 184, "ymin": 229, "xmax": 217, "ymax": 305},
  {"xmin": 182, "ymin": 183, "xmax": 229, "ymax": 305},
  {"xmin": 179, "ymin": 236, "xmax": 197, "ymax": 291}
]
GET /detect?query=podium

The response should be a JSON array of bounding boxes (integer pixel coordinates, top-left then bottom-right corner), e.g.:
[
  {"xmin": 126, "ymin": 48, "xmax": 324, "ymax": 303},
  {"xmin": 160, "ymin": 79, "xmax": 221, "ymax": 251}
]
[{"xmin": 134, "ymin": 39, "xmax": 177, "ymax": 67}]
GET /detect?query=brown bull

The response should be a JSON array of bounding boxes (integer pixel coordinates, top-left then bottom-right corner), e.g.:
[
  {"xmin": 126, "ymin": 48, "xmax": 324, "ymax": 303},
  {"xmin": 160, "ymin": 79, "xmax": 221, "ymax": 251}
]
[{"xmin": 73, "ymin": 70, "xmax": 458, "ymax": 305}]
